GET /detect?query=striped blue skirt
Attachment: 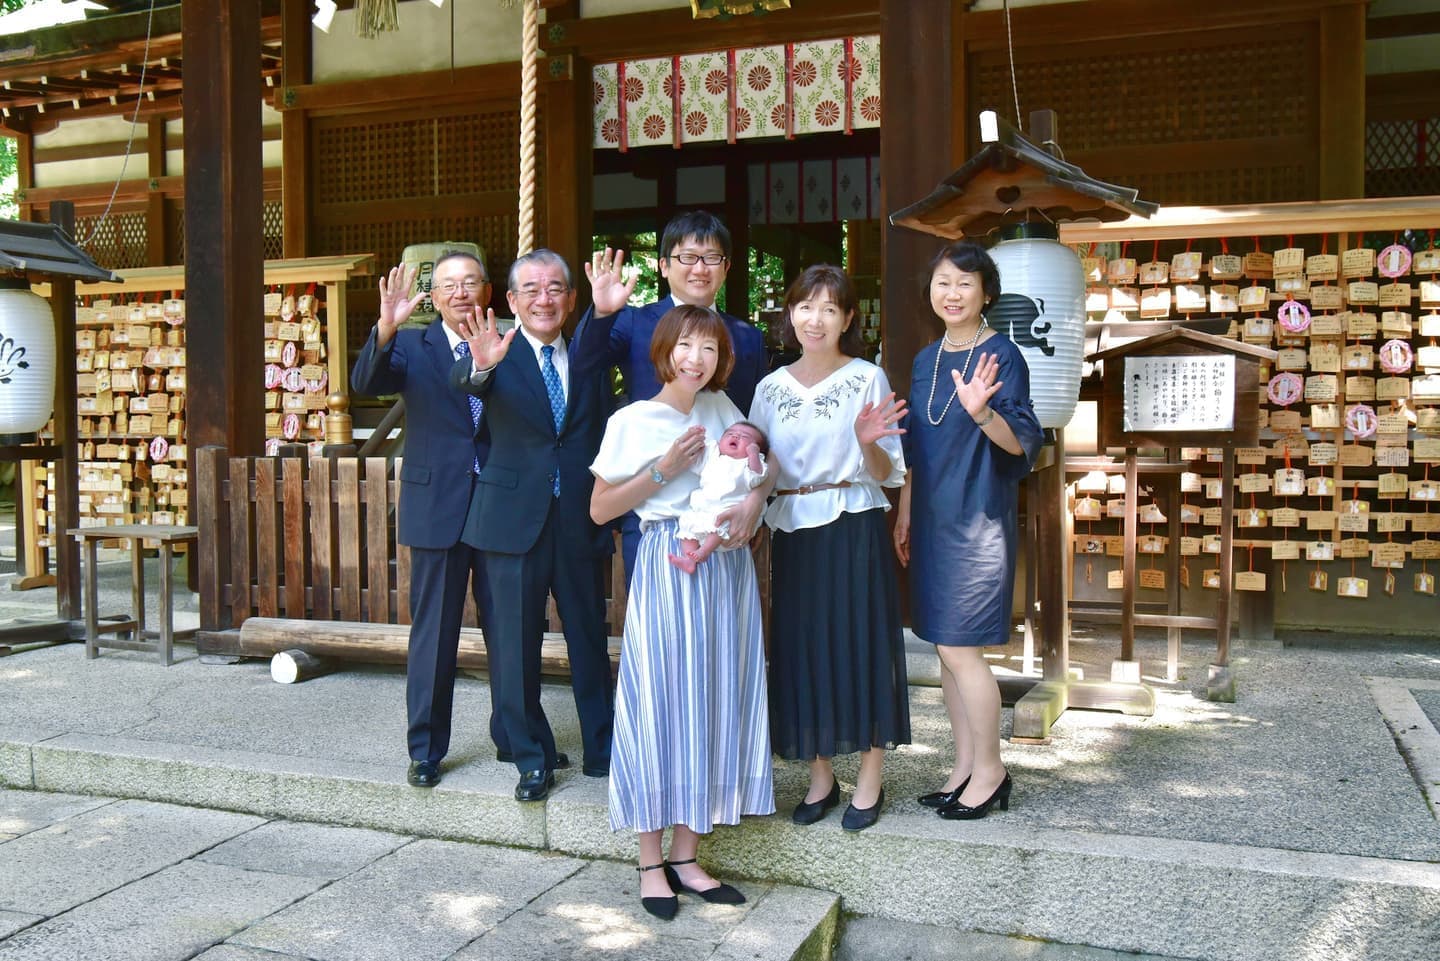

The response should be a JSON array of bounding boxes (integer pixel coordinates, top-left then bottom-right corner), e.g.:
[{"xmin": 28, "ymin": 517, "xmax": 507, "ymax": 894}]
[{"xmin": 609, "ymin": 518, "xmax": 775, "ymax": 833}]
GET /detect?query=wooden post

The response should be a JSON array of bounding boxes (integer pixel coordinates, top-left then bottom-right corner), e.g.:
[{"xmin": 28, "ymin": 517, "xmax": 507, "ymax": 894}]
[
  {"xmin": 1116, "ymin": 448, "xmax": 1139, "ymax": 679},
  {"xmin": 880, "ymin": 0, "xmax": 954, "ymax": 400},
  {"xmin": 182, "ymin": 0, "xmax": 265, "ymax": 457},
  {"xmin": 280, "ymin": 0, "xmax": 311, "ymax": 258},
  {"xmin": 1208, "ymin": 446, "xmax": 1238, "ymax": 702},
  {"xmin": 48, "ymin": 201, "xmax": 81, "ymax": 622},
  {"xmin": 1038, "ymin": 433, "xmax": 1068, "ymax": 683},
  {"xmin": 1317, "ymin": 2, "xmax": 1366, "ymax": 199},
  {"xmin": 145, "ymin": 117, "xmax": 167, "ymax": 266}
]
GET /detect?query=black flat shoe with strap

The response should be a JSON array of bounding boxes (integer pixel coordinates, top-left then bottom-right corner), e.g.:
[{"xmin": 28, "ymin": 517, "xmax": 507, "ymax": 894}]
[
  {"xmin": 663, "ymin": 858, "xmax": 746, "ymax": 904},
  {"xmin": 636, "ymin": 863, "xmax": 678, "ymax": 920}
]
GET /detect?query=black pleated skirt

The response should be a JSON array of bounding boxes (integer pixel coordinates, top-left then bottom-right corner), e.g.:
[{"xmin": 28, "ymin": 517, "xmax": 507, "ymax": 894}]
[{"xmin": 768, "ymin": 508, "xmax": 911, "ymax": 760}]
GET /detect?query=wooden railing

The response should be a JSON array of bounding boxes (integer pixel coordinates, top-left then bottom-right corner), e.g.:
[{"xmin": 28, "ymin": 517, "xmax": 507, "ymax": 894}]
[{"xmin": 195, "ymin": 445, "xmax": 737, "ymax": 640}]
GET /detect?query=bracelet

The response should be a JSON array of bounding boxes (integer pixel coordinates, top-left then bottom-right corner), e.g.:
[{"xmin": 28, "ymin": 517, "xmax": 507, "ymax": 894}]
[{"xmin": 975, "ymin": 408, "xmax": 996, "ymax": 427}]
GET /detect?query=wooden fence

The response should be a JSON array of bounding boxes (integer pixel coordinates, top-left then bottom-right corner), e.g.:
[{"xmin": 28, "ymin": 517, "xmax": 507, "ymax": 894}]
[{"xmin": 194, "ymin": 446, "xmax": 768, "ymax": 641}]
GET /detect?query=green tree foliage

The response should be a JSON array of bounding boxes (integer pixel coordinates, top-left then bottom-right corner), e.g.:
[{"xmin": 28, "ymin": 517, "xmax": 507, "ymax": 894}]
[{"xmin": 1, "ymin": 0, "xmax": 31, "ymax": 218}]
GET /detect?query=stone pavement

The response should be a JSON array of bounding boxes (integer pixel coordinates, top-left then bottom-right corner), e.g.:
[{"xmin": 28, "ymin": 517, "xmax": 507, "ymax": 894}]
[
  {"xmin": 0, "ymin": 787, "xmax": 839, "ymax": 961},
  {"xmin": 2, "ymin": 552, "xmax": 1440, "ymax": 959}
]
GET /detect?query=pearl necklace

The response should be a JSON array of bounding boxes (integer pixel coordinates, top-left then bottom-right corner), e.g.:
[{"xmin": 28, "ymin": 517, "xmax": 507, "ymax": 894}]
[{"xmin": 926, "ymin": 319, "xmax": 988, "ymax": 426}]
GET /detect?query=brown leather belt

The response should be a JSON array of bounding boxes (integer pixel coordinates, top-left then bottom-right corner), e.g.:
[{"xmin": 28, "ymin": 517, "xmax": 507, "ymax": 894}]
[{"xmin": 775, "ymin": 481, "xmax": 854, "ymax": 496}]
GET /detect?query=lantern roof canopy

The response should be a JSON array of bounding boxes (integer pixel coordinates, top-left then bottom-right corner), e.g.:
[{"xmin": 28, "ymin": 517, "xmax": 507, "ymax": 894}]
[
  {"xmin": 889, "ymin": 110, "xmax": 1159, "ymax": 240},
  {"xmin": 0, "ymin": 218, "xmax": 120, "ymax": 283}
]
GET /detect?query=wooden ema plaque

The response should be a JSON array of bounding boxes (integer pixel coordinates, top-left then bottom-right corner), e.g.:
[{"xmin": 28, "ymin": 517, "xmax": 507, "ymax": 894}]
[{"xmin": 1094, "ymin": 328, "xmax": 1273, "ymax": 450}]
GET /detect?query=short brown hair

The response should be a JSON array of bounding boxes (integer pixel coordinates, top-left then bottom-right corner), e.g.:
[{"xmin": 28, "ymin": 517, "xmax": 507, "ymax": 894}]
[
  {"xmin": 650, "ymin": 305, "xmax": 734, "ymax": 392},
  {"xmin": 779, "ymin": 264, "xmax": 867, "ymax": 357}
]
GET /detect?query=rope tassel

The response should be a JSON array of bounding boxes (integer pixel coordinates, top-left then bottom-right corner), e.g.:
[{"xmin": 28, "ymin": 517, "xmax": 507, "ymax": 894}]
[{"xmin": 355, "ymin": 0, "xmax": 399, "ymax": 38}]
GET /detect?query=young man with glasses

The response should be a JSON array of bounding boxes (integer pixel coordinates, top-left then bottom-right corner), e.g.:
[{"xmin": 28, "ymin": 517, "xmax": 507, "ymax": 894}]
[
  {"xmin": 450, "ymin": 248, "xmax": 625, "ymax": 802},
  {"xmin": 587, "ymin": 210, "xmax": 768, "ymax": 581},
  {"xmin": 350, "ymin": 251, "xmax": 511, "ymax": 789}
]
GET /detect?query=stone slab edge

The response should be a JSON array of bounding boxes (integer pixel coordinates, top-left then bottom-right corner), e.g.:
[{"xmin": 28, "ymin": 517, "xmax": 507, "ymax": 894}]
[
  {"xmin": 713, "ymin": 885, "xmax": 841, "ymax": 961},
  {"xmin": 23, "ymin": 733, "xmax": 548, "ymax": 848},
  {"xmin": 1365, "ymin": 675, "xmax": 1440, "ymax": 819}
]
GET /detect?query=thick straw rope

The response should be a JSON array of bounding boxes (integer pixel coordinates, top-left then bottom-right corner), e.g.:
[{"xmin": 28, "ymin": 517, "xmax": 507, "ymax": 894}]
[{"xmin": 517, "ymin": 0, "xmax": 539, "ymax": 256}]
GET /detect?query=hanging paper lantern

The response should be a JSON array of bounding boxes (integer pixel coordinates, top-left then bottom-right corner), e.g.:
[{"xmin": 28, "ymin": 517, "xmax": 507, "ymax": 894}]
[
  {"xmin": 0, "ymin": 280, "xmax": 56, "ymax": 443},
  {"xmin": 985, "ymin": 224, "xmax": 1086, "ymax": 428}
]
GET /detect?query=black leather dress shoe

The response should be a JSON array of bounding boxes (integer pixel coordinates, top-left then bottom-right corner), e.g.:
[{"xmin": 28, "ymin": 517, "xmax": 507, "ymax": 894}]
[
  {"xmin": 497, "ymin": 750, "xmax": 570, "ymax": 770},
  {"xmin": 514, "ymin": 768, "xmax": 555, "ymax": 801},
  {"xmin": 917, "ymin": 778, "xmax": 970, "ymax": 809},
  {"xmin": 407, "ymin": 760, "xmax": 441, "ymax": 788},
  {"xmin": 582, "ymin": 761, "xmax": 610, "ymax": 778}
]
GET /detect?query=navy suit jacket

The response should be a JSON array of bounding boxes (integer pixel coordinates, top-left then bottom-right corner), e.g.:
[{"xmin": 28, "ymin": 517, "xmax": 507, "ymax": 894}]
[
  {"xmin": 592, "ymin": 299, "xmax": 767, "ymax": 414},
  {"xmin": 350, "ymin": 318, "xmax": 485, "ymax": 550},
  {"xmin": 452, "ymin": 311, "xmax": 617, "ymax": 558}
]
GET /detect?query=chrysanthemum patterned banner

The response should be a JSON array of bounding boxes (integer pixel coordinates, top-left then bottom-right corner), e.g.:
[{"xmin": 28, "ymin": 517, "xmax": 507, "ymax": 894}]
[{"xmin": 593, "ymin": 35, "xmax": 880, "ymax": 152}]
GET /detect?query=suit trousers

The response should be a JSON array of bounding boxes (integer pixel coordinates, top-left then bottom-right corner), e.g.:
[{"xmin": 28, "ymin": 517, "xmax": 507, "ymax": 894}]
[
  {"xmin": 406, "ymin": 540, "xmax": 504, "ymax": 763},
  {"xmin": 481, "ymin": 502, "xmax": 614, "ymax": 773}
]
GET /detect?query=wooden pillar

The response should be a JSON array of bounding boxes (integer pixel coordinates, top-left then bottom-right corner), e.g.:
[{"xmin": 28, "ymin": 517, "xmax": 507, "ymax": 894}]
[
  {"xmin": 146, "ymin": 117, "xmax": 167, "ymax": 266},
  {"xmin": 182, "ymin": 0, "xmax": 265, "ymax": 457},
  {"xmin": 1317, "ymin": 1, "xmax": 1366, "ymax": 199},
  {"xmin": 543, "ymin": 52, "xmax": 593, "ymax": 311},
  {"xmin": 879, "ymin": 0, "xmax": 954, "ymax": 398},
  {"xmin": 15, "ymin": 126, "xmax": 34, "ymax": 222},
  {"xmin": 280, "ymin": 0, "xmax": 312, "ymax": 258},
  {"xmin": 725, "ymin": 158, "xmax": 749, "ymax": 319},
  {"xmin": 49, "ymin": 201, "xmax": 81, "ymax": 621}
]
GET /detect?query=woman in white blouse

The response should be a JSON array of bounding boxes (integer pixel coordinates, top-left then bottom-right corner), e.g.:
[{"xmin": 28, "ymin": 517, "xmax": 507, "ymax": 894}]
[
  {"xmin": 590, "ymin": 303, "xmax": 775, "ymax": 921},
  {"xmin": 749, "ymin": 264, "xmax": 910, "ymax": 832}
]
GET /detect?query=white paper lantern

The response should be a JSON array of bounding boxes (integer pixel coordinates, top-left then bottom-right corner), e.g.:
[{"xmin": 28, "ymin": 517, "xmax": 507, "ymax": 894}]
[
  {"xmin": 0, "ymin": 282, "xmax": 56, "ymax": 442},
  {"xmin": 986, "ymin": 225, "xmax": 1086, "ymax": 429}
]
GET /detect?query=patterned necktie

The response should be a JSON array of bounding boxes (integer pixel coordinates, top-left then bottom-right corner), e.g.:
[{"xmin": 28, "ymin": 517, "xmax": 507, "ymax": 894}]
[
  {"xmin": 453, "ymin": 341, "xmax": 482, "ymax": 473},
  {"xmin": 541, "ymin": 344, "xmax": 565, "ymax": 495}
]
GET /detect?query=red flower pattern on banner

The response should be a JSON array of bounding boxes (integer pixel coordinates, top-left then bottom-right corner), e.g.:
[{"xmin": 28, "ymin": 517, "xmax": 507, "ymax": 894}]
[
  {"xmin": 600, "ymin": 118, "xmax": 621, "ymax": 143},
  {"xmin": 747, "ymin": 65, "xmax": 772, "ymax": 90},
  {"xmin": 623, "ymin": 76, "xmax": 644, "ymax": 102},
  {"xmin": 705, "ymin": 69, "xmax": 729, "ymax": 96},
  {"xmin": 792, "ymin": 60, "xmax": 817, "ymax": 87},
  {"xmin": 770, "ymin": 103, "xmax": 789, "ymax": 129},
  {"xmin": 662, "ymin": 74, "xmax": 686, "ymax": 98},
  {"xmin": 684, "ymin": 111, "xmax": 708, "ymax": 136},
  {"xmin": 593, "ymin": 81, "xmax": 605, "ymax": 105},
  {"xmin": 814, "ymin": 100, "xmax": 840, "ymax": 127},
  {"xmin": 838, "ymin": 57, "xmax": 862, "ymax": 83},
  {"xmin": 643, "ymin": 114, "xmax": 667, "ymax": 138},
  {"xmin": 734, "ymin": 106, "xmax": 752, "ymax": 133},
  {"xmin": 859, "ymin": 95, "xmax": 881, "ymax": 122}
]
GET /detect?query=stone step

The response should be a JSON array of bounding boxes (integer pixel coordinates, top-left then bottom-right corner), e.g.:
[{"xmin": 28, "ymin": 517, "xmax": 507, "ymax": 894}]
[{"xmin": 8, "ymin": 731, "xmax": 1438, "ymax": 961}]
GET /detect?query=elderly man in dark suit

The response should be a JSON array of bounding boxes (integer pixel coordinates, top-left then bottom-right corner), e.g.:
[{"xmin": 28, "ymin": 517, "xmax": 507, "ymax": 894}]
[
  {"xmin": 451, "ymin": 248, "xmax": 631, "ymax": 801},
  {"xmin": 351, "ymin": 252, "xmax": 516, "ymax": 789},
  {"xmin": 586, "ymin": 211, "xmax": 768, "ymax": 580}
]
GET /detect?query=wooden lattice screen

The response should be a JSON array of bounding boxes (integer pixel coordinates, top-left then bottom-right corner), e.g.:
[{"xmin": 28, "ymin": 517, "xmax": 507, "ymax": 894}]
[
  {"xmin": 967, "ymin": 25, "xmax": 1317, "ymax": 205},
  {"xmin": 307, "ymin": 102, "xmax": 544, "ymax": 358},
  {"xmin": 74, "ymin": 208, "xmax": 150, "ymax": 270},
  {"xmin": 1366, "ymin": 117, "xmax": 1440, "ymax": 198}
]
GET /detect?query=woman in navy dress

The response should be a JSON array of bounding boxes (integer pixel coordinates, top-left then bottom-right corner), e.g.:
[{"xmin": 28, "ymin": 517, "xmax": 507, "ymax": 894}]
[{"xmin": 893, "ymin": 241, "xmax": 1042, "ymax": 820}]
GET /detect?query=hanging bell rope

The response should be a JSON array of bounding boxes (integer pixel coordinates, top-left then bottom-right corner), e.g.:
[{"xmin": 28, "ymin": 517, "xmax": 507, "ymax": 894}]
[
  {"xmin": 516, "ymin": 0, "xmax": 539, "ymax": 256},
  {"xmin": 355, "ymin": 0, "xmax": 399, "ymax": 39}
]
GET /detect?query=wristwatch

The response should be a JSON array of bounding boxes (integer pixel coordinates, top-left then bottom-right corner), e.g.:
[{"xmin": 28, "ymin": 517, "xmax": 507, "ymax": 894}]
[
  {"xmin": 976, "ymin": 408, "xmax": 996, "ymax": 427},
  {"xmin": 650, "ymin": 465, "xmax": 666, "ymax": 484}
]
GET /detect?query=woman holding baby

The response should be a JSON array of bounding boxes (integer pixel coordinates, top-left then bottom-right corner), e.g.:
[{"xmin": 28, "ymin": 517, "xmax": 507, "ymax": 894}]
[
  {"xmin": 589, "ymin": 249, "xmax": 776, "ymax": 921},
  {"xmin": 748, "ymin": 264, "xmax": 911, "ymax": 833}
]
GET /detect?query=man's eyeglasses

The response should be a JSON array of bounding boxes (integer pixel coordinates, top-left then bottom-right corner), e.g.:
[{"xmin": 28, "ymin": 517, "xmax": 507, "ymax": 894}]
[
  {"xmin": 670, "ymin": 252, "xmax": 727, "ymax": 266},
  {"xmin": 513, "ymin": 283, "xmax": 571, "ymax": 301},
  {"xmin": 434, "ymin": 280, "xmax": 486, "ymax": 296}
]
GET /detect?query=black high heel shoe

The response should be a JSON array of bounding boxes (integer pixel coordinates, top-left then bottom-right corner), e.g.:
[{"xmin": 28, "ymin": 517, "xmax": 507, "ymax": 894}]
[
  {"xmin": 917, "ymin": 777, "xmax": 970, "ymax": 809},
  {"xmin": 791, "ymin": 778, "xmax": 841, "ymax": 825},
  {"xmin": 636, "ymin": 863, "xmax": 678, "ymax": 920},
  {"xmin": 937, "ymin": 773, "xmax": 1012, "ymax": 820},
  {"xmin": 662, "ymin": 858, "xmax": 746, "ymax": 904}
]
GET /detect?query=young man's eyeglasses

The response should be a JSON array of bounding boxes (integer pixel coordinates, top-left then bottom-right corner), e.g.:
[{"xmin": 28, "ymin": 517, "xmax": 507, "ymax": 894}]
[
  {"xmin": 669, "ymin": 252, "xmax": 727, "ymax": 266},
  {"xmin": 434, "ymin": 279, "xmax": 486, "ymax": 296}
]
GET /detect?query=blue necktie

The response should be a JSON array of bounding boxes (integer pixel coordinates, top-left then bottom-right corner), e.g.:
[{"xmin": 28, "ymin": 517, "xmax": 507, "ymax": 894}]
[
  {"xmin": 541, "ymin": 344, "xmax": 565, "ymax": 495},
  {"xmin": 454, "ymin": 341, "xmax": 482, "ymax": 473}
]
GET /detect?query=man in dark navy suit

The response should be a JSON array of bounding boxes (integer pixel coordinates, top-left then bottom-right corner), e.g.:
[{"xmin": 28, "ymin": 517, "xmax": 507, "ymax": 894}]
[
  {"xmin": 350, "ymin": 252, "xmax": 513, "ymax": 789},
  {"xmin": 452, "ymin": 248, "xmax": 626, "ymax": 802},
  {"xmin": 587, "ymin": 211, "xmax": 768, "ymax": 580}
]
